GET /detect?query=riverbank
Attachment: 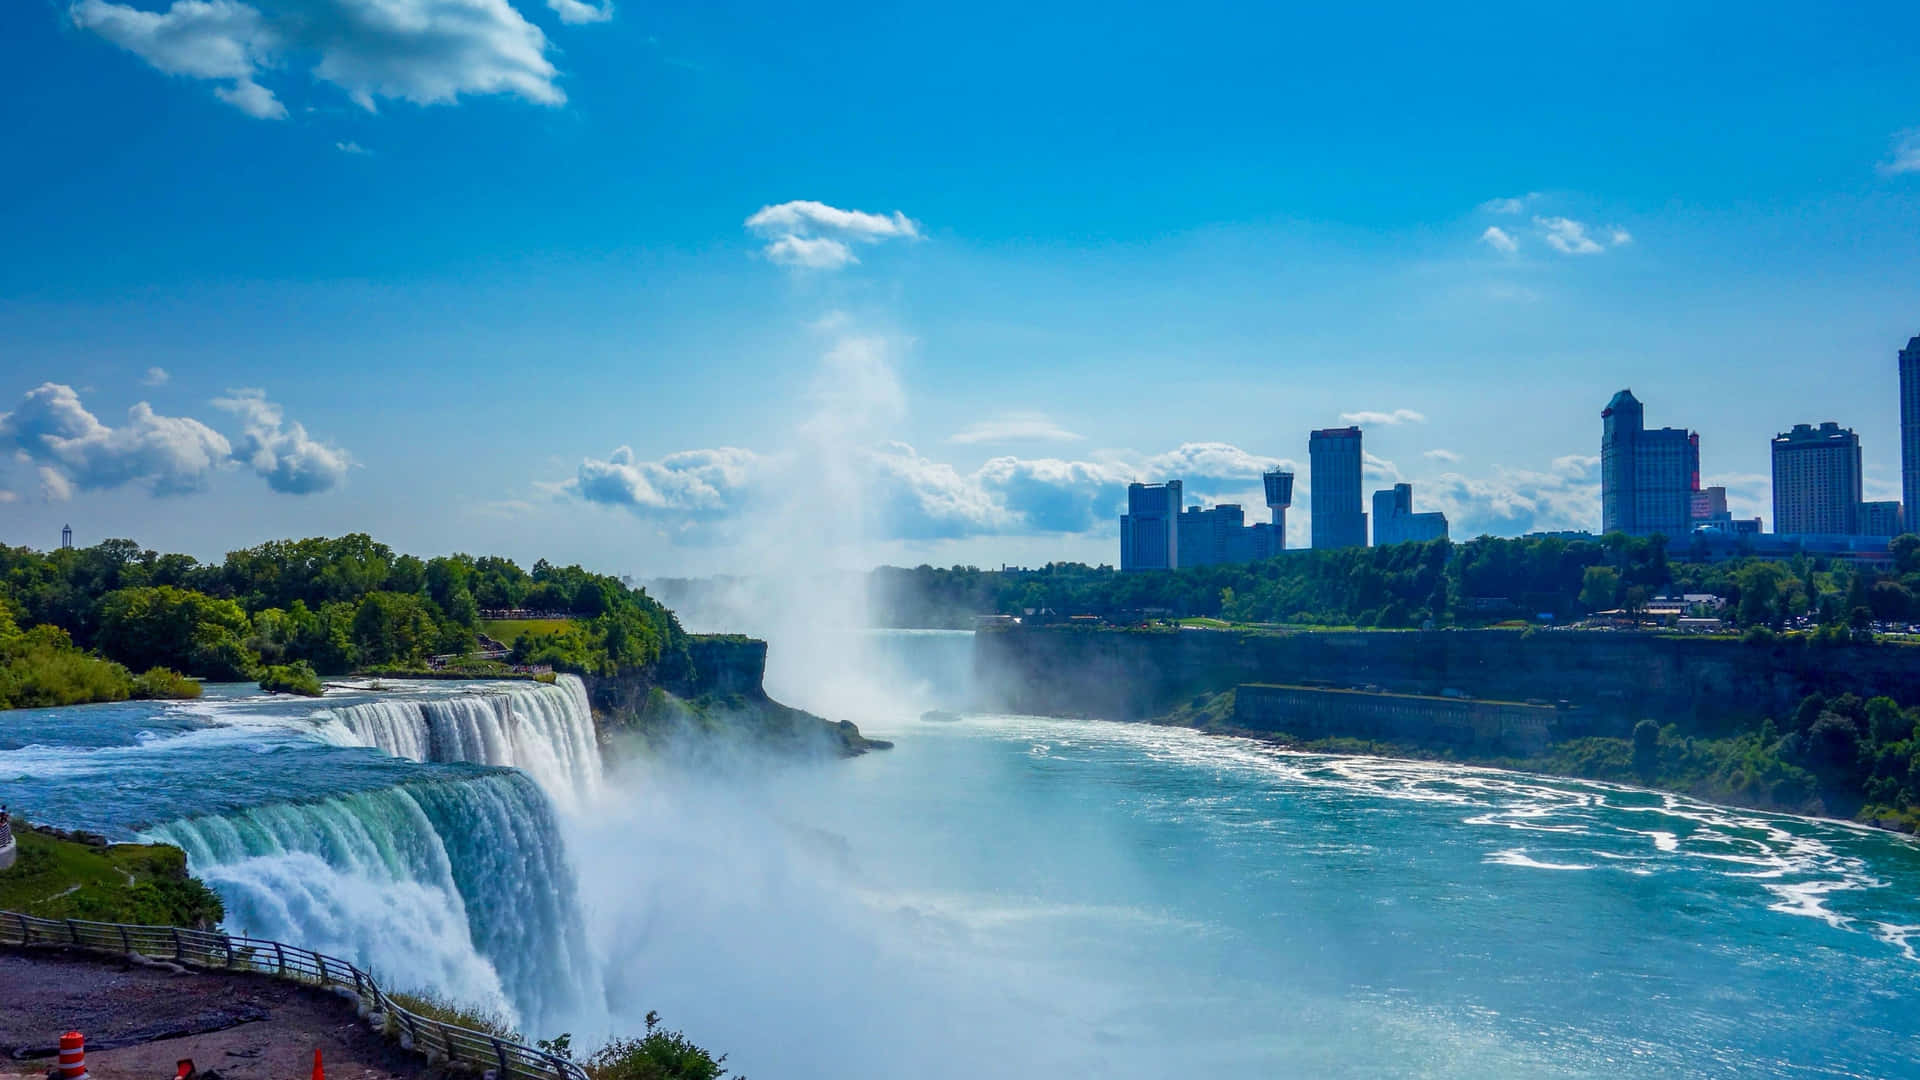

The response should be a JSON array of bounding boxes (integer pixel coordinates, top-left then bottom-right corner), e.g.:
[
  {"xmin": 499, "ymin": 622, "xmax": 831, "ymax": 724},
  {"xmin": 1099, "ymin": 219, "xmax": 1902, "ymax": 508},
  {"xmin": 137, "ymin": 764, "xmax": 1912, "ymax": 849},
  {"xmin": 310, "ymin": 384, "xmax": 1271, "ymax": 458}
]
[{"xmin": 0, "ymin": 819, "xmax": 224, "ymax": 927}]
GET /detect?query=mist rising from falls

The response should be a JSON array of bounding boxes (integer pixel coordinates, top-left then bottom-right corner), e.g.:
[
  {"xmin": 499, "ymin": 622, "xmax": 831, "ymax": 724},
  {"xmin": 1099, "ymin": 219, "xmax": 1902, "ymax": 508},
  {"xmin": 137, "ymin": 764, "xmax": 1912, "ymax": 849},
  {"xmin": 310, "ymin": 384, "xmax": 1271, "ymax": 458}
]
[
  {"xmin": 317, "ymin": 676, "xmax": 600, "ymax": 808},
  {"xmin": 144, "ymin": 771, "xmax": 597, "ymax": 1035}
]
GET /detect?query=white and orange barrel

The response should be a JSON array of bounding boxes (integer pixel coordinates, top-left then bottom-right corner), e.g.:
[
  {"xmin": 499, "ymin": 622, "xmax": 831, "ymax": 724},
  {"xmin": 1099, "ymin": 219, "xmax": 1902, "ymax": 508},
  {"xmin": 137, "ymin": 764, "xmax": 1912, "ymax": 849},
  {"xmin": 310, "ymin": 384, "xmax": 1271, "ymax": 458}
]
[{"xmin": 57, "ymin": 1031, "xmax": 89, "ymax": 1080}]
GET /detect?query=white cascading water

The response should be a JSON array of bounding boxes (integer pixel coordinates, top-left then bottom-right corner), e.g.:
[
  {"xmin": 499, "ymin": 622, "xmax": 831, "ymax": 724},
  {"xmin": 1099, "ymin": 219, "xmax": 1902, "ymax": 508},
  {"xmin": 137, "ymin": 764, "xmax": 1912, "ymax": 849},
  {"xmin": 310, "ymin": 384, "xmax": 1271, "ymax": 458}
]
[
  {"xmin": 144, "ymin": 771, "xmax": 599, "ymax": 1037},
  {"xmin": 316, "ymin": 675, "xmax": 601, "ymax": 808}
]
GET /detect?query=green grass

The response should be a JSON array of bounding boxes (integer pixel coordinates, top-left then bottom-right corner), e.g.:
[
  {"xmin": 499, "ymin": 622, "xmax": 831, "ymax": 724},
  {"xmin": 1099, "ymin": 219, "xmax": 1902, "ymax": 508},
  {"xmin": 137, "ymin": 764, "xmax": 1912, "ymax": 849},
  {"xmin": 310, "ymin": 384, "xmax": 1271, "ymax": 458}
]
[
  {"xmin": 478, "ymin": 618, "xmax": 578, "ymax": 647},
  {"xmin": 0, "ymin": 822, "xmax": 224, "ymax": 927},
  {"xmin": 384, "ymin": 989, "xmax": 520, "ymax": 1040}
]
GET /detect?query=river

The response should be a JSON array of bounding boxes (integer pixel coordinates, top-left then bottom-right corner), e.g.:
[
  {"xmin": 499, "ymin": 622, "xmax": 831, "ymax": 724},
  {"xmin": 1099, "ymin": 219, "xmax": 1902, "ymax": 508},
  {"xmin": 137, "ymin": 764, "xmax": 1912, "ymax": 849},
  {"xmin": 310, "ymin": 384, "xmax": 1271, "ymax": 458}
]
[{"xmin": 4, "ymin": 632, "xmax": 1919, "ymax": 1077}]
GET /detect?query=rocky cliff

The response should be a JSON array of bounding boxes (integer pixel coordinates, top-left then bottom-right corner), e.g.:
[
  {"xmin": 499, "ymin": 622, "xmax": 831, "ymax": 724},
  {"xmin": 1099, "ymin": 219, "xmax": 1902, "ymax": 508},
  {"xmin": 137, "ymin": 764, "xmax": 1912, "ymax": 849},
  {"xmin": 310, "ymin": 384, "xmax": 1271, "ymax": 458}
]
[
  {"xmin": 584, "ymin": 634, "xmax": 886, "ymax": 758},
  {"xmin": 973, "ymin": 626, "xmax": 1920, "ymax": 735}
]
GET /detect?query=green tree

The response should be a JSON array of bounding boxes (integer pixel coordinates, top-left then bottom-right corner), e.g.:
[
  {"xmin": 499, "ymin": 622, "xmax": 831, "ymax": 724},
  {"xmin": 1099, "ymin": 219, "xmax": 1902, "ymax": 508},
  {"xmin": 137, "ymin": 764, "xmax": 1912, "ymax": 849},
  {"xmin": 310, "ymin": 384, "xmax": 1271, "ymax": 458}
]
[
  {"xmin": 1632, "ymin": 719, "xmax": 1661, "ymax": 779},
  {"xmin": 94, "ymin": 586, "xmax": 257, "ymax": 680},
  {"xmin": 1579, "ymin": 566, "xmax": 1620, "ymax": 613}
]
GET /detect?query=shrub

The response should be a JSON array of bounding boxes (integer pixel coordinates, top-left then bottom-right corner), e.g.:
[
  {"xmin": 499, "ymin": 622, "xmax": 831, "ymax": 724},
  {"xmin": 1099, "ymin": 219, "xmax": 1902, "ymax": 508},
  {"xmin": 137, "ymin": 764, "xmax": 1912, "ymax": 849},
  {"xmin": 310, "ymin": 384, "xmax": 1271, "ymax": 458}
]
[
  {"xmin": 258, "ymin": 661, "xmax": 324, "ymax": 697},
  {"xmin": 585, "ymin": 1012, "xmax": 740, "ymax": 1080},
  {"xmin": 130, "ymin": 666, "xmax": 202, "ymax": 700}
]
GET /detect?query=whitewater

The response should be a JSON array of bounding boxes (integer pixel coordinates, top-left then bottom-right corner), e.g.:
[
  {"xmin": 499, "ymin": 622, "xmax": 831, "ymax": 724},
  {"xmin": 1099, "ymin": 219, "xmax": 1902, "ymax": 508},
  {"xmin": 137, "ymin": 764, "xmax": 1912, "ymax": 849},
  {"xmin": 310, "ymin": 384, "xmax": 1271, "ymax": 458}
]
[{"xmin": 6, "ymin": 642, "xmax": 1920, "ymax": 1077}]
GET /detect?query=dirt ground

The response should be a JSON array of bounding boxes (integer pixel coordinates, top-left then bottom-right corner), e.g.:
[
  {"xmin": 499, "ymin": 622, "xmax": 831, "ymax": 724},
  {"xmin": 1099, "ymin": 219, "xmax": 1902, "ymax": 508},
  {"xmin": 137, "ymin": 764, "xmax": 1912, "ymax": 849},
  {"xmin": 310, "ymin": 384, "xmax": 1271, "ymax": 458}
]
[{"xmin": 0, "ymin": 947, "xmax": 429, "ymax": 1080}]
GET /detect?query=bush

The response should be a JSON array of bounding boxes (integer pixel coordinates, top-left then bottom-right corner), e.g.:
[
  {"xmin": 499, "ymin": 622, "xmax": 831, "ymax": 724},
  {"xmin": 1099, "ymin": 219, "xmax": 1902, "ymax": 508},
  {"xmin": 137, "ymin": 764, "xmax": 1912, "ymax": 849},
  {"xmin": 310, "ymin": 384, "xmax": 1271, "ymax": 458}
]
[
  {"xmin": 130, "ymin": 666, "xmax": 202, "ymax": 700},
  {"xmin": 585, "ymin": 1012, "xmax": 740, "ymax": 1080},
  {"xmin": 258, "ymin": 661, "xmax": 323, "ymax": 697}
]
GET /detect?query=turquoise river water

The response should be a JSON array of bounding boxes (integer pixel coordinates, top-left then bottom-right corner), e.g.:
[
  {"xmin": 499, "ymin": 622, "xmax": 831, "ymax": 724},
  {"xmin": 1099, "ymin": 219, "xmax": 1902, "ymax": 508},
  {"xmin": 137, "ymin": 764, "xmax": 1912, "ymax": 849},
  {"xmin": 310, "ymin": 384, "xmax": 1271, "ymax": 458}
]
[{"xmin": 3, "ymin": 631, "xmax": 1918, "ymax": 1077}]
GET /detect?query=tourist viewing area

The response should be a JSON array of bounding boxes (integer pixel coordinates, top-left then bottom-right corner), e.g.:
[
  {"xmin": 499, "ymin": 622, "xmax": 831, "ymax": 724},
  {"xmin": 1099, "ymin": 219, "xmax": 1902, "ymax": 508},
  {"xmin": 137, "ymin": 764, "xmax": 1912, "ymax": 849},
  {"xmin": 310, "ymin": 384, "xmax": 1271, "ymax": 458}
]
[{"xmin": 1, "ymin": 910, "xmax": 587, "ymax": 1080}]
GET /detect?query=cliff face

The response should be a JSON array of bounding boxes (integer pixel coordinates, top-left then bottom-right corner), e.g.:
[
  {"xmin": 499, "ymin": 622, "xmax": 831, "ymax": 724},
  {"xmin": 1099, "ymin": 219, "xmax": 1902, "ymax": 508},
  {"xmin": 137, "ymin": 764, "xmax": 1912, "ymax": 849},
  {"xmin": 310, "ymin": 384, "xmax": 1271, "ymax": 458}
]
[
  {"xmin": 974, "ymin": 627, "xmax": 1920, "ymax": 735},
  {"xmin": 584, "ymin": 634, "xmax": 885, "ymax": 757}
]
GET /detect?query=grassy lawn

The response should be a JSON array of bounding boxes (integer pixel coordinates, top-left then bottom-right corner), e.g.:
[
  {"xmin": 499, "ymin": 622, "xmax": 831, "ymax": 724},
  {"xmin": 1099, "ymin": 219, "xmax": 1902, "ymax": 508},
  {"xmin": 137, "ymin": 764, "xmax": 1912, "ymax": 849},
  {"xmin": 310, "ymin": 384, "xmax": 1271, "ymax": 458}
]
[
  {"xmin": 478, "ymin": 618, "xmax": 577, "ymax": 647},
  {"xmin": 0, "ymin": 823, "xmax": 224, "ymax": 926}
]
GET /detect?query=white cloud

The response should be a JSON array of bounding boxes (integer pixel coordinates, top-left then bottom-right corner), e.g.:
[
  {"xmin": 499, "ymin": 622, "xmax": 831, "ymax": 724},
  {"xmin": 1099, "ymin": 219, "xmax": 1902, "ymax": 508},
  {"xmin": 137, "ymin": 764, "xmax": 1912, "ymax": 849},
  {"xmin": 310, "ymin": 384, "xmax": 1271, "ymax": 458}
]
[
  {"xmin": 0, "ymin": 490, "xmax": 17, "ymax": 504},
  {"xmin": 1364, "ymin": 452, "xmax": 1403, "ymax": 484},
  {"xmin": 1424, "ymin": 448, "xmax": 1463, "ymax": 463},
  {"xmin": 1340, "ymin": 408, "xmax": 1427, "ymax": 426},
  {"xmin": 1882, "ymin": 129, "xmax": 1920, "ymax": 176},
  {"xmin": 1416, "ymin": 464, "xmax": 1599, "ymax": 538},
  {"xmin": 546, "ymin": 0, "xmax": 611, "ymax": 23},
  {"xmin": 744, "ymin": 200, "xmax": 920, "ymax": 271},
  {"xmin": 571, "ymin": 445, "xmax": 758, "ymax": 516},
  {"xmin": 335, "ymin": 140, "xmax": 369, "ymax": 154},
  {"xmin": 1479, "ymin": 194, "xmax": 1537, "ymax": 214},
  {"xmin": 211, "ymin": 388, "xmax": 352, "ymax": 494},
  {"xmin": 71, "ymin": 0, "xmax": 572, "ymax": 119},
  {"xmin": 141, "ymin": 366, "xmax": 170, "ymax": 387},
  {"xmin": 1479, "ymin": 226, "xmax": 1518, "ymax": 254},
  {"xmin": 1140, "ymin": 442, "xmax": 1294, "ymax": 485},
  {"xmin": 1534, "ymin": 216, "xmax": 1628, "ymax": 256},
  {"xmin": 763, "ymin": 234, "xmax": 856, "ymax": 270},
  {"xmin": 0, "ymin": 383, "xmax": 231, "ymax": 497},
  {"xmin": 948, "ymin": 413, "xmax": 1084, "ymax": 445}
]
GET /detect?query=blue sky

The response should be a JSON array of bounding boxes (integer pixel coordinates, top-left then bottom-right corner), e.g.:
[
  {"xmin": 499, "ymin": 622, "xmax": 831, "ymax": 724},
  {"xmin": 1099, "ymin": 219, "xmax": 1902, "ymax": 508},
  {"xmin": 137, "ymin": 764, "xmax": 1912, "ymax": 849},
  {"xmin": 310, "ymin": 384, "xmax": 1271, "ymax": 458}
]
[{"xmin": 3, "ymin": 0, "xmax": 1919, "ymax": 575}]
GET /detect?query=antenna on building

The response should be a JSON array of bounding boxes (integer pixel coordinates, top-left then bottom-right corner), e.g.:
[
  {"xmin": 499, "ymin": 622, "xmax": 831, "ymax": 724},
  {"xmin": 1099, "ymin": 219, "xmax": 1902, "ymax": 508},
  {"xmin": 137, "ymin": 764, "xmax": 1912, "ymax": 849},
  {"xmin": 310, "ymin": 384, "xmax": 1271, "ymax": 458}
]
[{"xmin": 60, "ymin": 524, "xmax": 73, "ymax": 551}]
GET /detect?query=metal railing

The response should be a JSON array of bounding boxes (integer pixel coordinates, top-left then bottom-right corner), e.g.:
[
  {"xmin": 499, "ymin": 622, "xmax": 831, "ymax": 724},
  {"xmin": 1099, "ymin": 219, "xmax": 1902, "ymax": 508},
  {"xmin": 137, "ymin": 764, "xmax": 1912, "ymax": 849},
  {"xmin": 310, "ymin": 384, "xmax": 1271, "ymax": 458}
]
[{"xmin": 1, "ymin": 910, "xmax": 587, "ymax": 1080}]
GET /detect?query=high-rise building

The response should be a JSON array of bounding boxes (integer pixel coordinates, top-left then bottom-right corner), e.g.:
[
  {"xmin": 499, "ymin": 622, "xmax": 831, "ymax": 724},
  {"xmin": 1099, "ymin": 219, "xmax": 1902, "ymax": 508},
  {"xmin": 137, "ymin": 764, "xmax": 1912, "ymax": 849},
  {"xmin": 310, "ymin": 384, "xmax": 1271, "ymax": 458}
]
[
  {"xmin": 1371, "ymin": 483, "xmax": 1449, "ymax": 546},
  {"xmin": 1901, "ymin": 335, "xmax": 1920, "ymax": 528},
  {"xmin": 1262, "ymin": 470, "xmax": 1294, "ymax": 549},
  {"xmin": 1860, "ymin": 500, "xmax": 1902, "ymax": 537},
  {"xmin": 1690, "ymin": 486, "xmax": 1729, "ymax": 524},
  {"xmin": 1600, "ymin": 389, "xmax": 1695, "ymax": 538},
  {"xmin": 1178, "ymin": 503, "xmax": 1281, "ymax": 567},
  {"xmin": 1771, "ymin": 422, "xmax": 1862, "ymax": 535},
  {"xmin": 1119, "ymin": 481, "xmax": 1181, "ymax": 571},
  {"xmin": 1309, "ymin": 427, "xmax": 1367, "ymax": 549}
]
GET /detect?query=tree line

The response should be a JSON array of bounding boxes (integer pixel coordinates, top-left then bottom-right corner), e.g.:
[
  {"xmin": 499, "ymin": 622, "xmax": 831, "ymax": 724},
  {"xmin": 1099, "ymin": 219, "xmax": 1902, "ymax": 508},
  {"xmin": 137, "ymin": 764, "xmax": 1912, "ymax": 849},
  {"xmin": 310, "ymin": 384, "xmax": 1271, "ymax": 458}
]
[
  {"xmin": 0, "ymin": 534, "xmax": 691, "ymax": 708},
  {"xmin": 871, "ymin": 532, "xmax": 1920, "ymax": 631}
]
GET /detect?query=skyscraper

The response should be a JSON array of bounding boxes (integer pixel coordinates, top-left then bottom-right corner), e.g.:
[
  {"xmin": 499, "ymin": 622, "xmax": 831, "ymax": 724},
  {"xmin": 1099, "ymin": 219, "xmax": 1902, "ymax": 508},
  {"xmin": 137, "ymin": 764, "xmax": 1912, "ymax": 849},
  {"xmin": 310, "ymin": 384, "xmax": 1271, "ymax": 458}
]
[
  {"xmin": 1902, "ymin": 335, "xmax": 1920, "ymax": 530},
  {"xmin": 1371, "ymin": 483, "xmax": 1448, "ymax": 546},
  {"xmin": 1309, "ymin": 427, "xmax": 1367, "ymax": 549},
  {"xmin": 1119, "ymin": 480, "xmax": 1181, "ymax": 570},
  {"xmin": 1600, "ymin": 389, "xmax": 1695, "ymax": 538},
  {"xmin": 1771, "ymin": 422, "xmax": 1862, "ymax": 535}
]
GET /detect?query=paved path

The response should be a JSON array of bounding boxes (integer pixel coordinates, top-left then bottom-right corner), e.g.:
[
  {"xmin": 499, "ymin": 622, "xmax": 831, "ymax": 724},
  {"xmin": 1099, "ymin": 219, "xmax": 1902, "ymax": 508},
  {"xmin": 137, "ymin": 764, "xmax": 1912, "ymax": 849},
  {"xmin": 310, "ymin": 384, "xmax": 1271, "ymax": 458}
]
[{"xmin": 1, "ymin": 948, "xmax": 427, "ymax": 1080}]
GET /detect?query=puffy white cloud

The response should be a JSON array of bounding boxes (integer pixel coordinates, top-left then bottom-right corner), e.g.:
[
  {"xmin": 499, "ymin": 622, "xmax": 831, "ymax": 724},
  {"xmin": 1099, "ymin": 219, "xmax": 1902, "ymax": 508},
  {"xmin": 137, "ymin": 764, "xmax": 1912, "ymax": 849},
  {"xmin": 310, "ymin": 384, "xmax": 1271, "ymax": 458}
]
[
  {"xmin": 948, "ymin": 413, "xmax": 1084, "ymax": 445},
  {"xmin": 1140, "ymin": 442, "xmax": 1293, "ymax": 484},
  {"xmin": 71, "ymin": 0, "xmax": 573, "ymax": 118},
  {"xmin": 1883, "ymin": 129, "xmax": 1920, "ymax": 176},
  {"xmin": 1364, "ymin": 452, "xmax": 1403, "ymax": 484},
  {"xmin": 1535, "ymin": 216, "xmax": 1631, "ymax": 256},
  {"xmin": 1479, "ymin": 226, "xmax": 1518, "ymax": 254},
  {"xmin": 1416, "ymin": 465, "xmax": 1599, "ymax": 538},
  {"xmin": 546, "ymin": 0, "xmax": 610, "ymax": 23},
  {"xmin": 0, "ymin": 382, "xmax": 231, "ymax": 498},
  {"xmin": 745, "ymin": 200, "xmax": 920, "ymax": 271},
  {"xmin": 1424, "ymin": 448, "xmax": 1463, "ymax": 463},
  {"xmin": 1339, "ymin": 408, "xmax": 1426, "ymax": 426},
  {"xmin": 211, "ymin": 388, "xmax": 353, "ymax": 494},
  {"xmin": 141, "ymin": 366, "xmax": 170, "ymax": 386},
  {"xmin": 71, "ymin": 0, "xmax": 285, "ymax": 118},
  {"xmin": 569, "ymin": 445, "xmax": 758, "ymax": 516},
  {"xmin": 0, "ymin": 489, "xmax": 17, "ymax": 504},
  {"xmin": 335, "ymin": 140, "xmax": 369, "ymax": 154},
  {"xmin": 763, "ymin": 235, "xmax": 856, "ymax": 270}
]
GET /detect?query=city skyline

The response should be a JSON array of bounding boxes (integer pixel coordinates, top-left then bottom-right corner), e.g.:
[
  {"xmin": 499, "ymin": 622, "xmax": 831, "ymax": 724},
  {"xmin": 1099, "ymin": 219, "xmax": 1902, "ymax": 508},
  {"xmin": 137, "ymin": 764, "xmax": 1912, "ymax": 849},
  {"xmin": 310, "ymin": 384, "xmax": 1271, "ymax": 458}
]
[{"xmin": 3, "ymin": 1, "xmax": 1920, "ymax": 575}]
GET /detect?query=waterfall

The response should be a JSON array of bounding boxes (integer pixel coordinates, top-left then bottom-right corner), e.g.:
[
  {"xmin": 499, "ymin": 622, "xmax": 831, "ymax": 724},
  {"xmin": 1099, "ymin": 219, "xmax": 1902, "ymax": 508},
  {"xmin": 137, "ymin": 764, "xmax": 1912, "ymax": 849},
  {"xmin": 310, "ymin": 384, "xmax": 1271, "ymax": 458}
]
[
  {"xmin": 143, "ymin": 772, "xmax": 598, "ymax": 1036},
  {"xmin": 318, "ymin": 676, "xmax": 601, "ymax": 808}
]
